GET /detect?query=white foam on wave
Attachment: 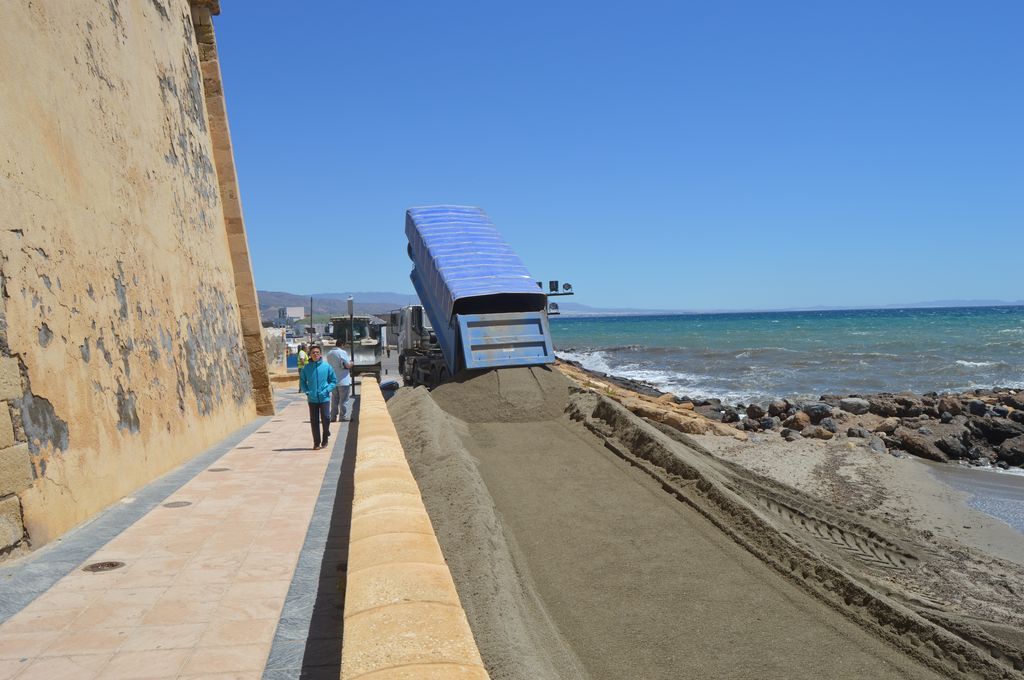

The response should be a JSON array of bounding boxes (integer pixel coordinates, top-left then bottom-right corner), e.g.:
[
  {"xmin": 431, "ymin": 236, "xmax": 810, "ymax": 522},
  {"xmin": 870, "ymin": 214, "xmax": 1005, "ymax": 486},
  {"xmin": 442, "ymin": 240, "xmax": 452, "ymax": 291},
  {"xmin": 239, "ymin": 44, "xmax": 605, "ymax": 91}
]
[
  {"xmin": 998, "ymin": 328, "xmax": 1024, "ymax": 335},
  {"xmin": 956, "ymin": 360, "xmax": 998, "ymax": 368},
  {"xmin": 557, "ymin": 351, "xmax": 766, "ymax": 403},
  {"xmin": 964, "ymin": 463, "xmax": 1024, "ymax": 478},
  {"xmin": 556, "ymin": 350, "xmax": 614, "ymax": 375}
]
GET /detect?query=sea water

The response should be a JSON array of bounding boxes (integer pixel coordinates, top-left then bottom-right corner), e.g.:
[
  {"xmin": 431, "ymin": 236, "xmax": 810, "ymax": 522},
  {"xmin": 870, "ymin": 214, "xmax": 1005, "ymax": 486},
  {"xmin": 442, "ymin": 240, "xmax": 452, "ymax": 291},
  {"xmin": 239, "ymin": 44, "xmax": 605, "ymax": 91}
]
[{"xmin": 550, "ymin": 306, "xmax": 1024, "ymax": 404}]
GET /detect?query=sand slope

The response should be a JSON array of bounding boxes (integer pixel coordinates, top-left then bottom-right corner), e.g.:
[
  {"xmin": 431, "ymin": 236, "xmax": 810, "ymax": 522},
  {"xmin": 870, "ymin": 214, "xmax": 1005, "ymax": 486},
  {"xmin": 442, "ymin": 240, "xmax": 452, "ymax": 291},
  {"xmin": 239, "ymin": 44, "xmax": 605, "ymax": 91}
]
[{"xmin": 389, "ymin": 367, "xmax": 1023, "ymax": 679}]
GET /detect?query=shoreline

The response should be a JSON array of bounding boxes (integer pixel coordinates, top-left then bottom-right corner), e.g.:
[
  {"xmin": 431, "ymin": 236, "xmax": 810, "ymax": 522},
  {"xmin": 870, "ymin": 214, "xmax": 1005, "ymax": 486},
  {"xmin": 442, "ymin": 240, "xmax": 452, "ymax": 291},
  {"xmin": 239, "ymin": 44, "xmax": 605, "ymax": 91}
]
[{"xmin": 557, "ymin": 358, "xmax": 1024, "ymax": 473}]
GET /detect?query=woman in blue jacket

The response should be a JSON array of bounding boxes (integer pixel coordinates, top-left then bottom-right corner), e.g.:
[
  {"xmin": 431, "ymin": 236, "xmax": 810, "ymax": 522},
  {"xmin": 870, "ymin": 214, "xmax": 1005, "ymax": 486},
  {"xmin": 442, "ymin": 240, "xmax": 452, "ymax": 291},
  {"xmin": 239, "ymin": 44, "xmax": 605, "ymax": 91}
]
[{"xmin": 299, "ymin": 345, "xmax": 337, "ymax": 450}]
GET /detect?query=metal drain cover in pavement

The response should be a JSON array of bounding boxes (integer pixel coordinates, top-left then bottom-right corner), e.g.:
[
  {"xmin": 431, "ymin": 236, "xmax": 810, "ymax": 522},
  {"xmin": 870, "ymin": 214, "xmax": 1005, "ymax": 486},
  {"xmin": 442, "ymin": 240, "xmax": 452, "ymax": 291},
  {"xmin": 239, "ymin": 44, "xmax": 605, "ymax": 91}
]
[
  {"xmin": 162, "ymin": 501, "xmax": 192, "ymax": 508},
  {"xmin": 83, "ymin": 561, "xmax": 125, "ymax": 573},
  {"xmin": 208, "ymin": 467, "xmax": 230, "ymax": 472}
]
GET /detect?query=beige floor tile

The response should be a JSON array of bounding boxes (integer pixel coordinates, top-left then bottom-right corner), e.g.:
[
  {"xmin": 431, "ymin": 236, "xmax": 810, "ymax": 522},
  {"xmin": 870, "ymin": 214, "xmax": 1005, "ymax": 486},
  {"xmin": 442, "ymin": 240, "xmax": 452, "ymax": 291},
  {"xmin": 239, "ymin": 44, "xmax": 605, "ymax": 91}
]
[
  {"xmin": 171, "ymin": 567, "xmax": 237, "ymax": 587},
  {"xmin": 118, "ymin": 623, "xmax": 207, "ymax": 652},
  {"xmin": 0, "ymin": 609, "xmax": 82, "ymax": 633},
  {"xmin": 179, "ymin": 644, "xmax": 267, "ymax": 675},
  {"xmin": 212, "ymin": 598, "xmax": 282, "ymax": 622},
  {"xmin": 17, "ymin": 653, "xmax": 111, "ymax": 680},
  {"xmin": 0, "ymin": 658, "xmax": 28, "ymax": 680},
  {"xmin": 99, "ymin": 648, "xmax": 191, "ymax": 679},
  {"xmin": 0, "ymin": 632, "xmax": 60, "ymax": 659},
  {"xmin": 141, "ymin": 599, "xmax": 217, "ymax": 627},
  {"xmin": 222, "ymin": 581, "xmax": 290, "ymax": 601},
  {"xmin": 234, "ymin": 558, "xmax": 294, "ymax": 582},
  {"xmin": 70, "ymin": 604, "xmax": 148, "ymax": 630},
  {"xmin": 52, "ymin": 569, "xmax": 126, "ymax": 592},
  {"xmin": 41, "ymin": 628, "xmax": 129, "ymax": 656},
  {"xmin": 196, "ymin": 619, "xmax": 276, "ymax": 648},
  {"xmin": 102, "ymin": 588, "xmax": 167, "ymax": 607},
  {"xmin": 20, "ymin": 590, "xmax": 101, "ymax": 613}
]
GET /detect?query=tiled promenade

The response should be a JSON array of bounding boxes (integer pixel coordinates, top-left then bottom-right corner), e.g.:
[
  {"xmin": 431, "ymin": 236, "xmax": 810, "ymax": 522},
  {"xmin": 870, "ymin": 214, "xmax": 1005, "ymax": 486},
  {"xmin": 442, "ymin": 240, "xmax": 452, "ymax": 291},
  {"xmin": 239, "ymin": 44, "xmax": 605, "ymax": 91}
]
[{"xmin": 0, "ymin": 392, "xmax": 355, "ymax": 680}]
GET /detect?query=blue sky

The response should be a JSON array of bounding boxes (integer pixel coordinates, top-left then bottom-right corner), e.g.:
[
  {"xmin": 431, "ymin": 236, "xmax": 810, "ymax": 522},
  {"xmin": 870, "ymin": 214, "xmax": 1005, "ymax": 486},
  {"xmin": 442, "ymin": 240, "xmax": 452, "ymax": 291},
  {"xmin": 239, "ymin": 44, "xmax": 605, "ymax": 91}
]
[{"xmin": 216, "ymin": 1, "xmax": 1023, "ymax": 311}]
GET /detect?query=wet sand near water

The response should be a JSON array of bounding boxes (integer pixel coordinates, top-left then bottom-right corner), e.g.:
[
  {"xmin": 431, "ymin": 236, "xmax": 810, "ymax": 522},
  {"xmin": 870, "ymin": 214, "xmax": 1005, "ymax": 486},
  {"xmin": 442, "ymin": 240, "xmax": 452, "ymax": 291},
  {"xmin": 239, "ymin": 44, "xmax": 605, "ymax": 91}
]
[{"xmin": 925, "ymin": 462, "xmax": 1024, "ymax": 534}]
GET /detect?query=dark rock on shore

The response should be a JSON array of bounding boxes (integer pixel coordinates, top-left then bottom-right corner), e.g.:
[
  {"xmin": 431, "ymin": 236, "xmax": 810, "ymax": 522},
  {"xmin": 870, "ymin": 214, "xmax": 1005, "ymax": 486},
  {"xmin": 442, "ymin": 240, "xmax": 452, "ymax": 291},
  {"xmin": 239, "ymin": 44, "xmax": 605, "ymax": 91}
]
[
  {"xmin": 783, "ymin": 411, "xmax": 810, "ymax": 431},
  {"xmin": 999, "ymin": 436, "xmax": 1024, "ymax": 466},
  {"xmin": 802, "ymin": 402, "xmax": 832, "ymax": 424},
  {"xmin": 801, "ymin": 425, "xmax": 834, "ymax": 440},
  {"xmin": 839, "ymin": 397, "xmax": 870, "ymax": 415},
  {"xmin": 746, "ymin": 403, "xmax": 766, "ymax": 419}
]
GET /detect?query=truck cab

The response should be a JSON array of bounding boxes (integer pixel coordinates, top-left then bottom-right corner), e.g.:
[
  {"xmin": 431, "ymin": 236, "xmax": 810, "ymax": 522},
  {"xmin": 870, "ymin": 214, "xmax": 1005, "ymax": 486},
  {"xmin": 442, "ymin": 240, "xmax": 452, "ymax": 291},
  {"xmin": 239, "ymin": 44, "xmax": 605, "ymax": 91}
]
[{"xmin": 329, "ymin": 315, "xmax": 383, "ymax": 379}]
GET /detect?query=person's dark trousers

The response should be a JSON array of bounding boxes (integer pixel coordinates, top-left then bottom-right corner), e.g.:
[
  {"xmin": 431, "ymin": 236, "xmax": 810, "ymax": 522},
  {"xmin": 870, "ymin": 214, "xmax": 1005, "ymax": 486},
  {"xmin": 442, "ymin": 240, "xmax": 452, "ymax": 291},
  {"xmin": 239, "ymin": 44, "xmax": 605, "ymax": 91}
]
[{"xmin": 308, "ymin": 401, "xmax": 331, "ymax": 447}]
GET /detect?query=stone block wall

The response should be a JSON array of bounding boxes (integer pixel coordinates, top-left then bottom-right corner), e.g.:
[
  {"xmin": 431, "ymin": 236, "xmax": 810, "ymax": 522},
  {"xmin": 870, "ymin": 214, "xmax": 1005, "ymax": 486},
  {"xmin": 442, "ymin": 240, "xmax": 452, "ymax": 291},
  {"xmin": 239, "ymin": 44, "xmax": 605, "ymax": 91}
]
[{"xmin": 0, "ymin": 0, "xmax": 271, "ymax": 552}]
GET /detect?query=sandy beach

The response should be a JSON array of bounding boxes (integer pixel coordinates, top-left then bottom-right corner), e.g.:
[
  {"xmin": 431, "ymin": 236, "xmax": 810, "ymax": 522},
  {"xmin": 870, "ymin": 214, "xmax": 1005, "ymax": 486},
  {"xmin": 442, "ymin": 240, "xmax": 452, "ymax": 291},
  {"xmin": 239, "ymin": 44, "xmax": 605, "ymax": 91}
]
[{"xmin": 388, "ymin": 366, "xmax": 1024, "ymax": 679}]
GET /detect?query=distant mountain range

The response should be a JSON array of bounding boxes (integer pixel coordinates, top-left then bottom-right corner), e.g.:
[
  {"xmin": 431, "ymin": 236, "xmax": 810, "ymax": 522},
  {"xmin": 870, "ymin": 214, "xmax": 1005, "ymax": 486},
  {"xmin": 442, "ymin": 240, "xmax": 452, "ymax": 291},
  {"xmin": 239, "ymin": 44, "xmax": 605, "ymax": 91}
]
[
  {"xmin": 257, "ymin": 291, "xmax": 418, "ymax": 319},
  {"xmin": 258, "ymin": 290, "xmax": 1024, "ymax": 320}
]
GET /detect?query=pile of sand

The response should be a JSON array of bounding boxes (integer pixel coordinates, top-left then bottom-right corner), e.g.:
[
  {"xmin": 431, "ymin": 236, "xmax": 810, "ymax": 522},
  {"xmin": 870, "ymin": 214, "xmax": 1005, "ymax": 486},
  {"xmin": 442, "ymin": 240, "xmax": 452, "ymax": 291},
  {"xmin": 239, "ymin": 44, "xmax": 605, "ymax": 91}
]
[
  {"xmin": 430, "ymin": 366, "xmax": 570, "ymax": 423},
  {"xmin": 388, "ymin": 366, "xmax": 1024, "ymax": 679}
]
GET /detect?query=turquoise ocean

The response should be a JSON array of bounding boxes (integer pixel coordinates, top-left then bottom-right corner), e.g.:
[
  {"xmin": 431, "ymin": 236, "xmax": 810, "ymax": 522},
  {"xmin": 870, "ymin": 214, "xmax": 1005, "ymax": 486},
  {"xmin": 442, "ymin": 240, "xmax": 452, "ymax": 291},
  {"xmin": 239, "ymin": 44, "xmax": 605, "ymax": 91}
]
[{"xmin": 550, "ymin": 306, "xmax": 1024, "ymax": 404}]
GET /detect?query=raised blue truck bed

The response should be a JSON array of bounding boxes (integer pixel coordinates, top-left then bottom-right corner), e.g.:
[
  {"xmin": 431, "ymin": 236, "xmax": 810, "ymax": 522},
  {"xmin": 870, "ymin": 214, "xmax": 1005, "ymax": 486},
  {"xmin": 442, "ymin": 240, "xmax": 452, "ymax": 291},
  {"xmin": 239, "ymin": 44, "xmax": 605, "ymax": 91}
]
[{"xmin": 406, "ymin": 205, "xmax": 555, "ymax": 377}]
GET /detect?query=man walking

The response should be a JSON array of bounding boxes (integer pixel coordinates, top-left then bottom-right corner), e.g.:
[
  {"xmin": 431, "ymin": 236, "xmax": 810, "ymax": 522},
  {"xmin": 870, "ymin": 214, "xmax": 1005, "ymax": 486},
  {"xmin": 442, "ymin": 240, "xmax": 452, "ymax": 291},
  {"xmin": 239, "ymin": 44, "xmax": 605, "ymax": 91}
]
[
  {"xmin": 299, "ymin": 345, "xmax": 336, "ymax": 450},
  {"xmin": 325, "ymin": 344, "xmax": 353, "ymax": 421},
  {"xmin": 296, "ymin": 343, "xmax": 309, "ymax": 393}
]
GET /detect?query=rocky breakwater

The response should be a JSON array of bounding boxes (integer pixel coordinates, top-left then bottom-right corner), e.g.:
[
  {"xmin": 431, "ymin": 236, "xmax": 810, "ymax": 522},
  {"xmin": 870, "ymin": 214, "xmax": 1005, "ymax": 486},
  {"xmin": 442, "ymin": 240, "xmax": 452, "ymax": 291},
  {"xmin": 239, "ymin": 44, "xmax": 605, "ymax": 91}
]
[
  {"xmin": 555, "ymin": 361, "xmax": 748, "ymax": 441},
  {"xmin": 719, "ymin": 388, "xmax": 1024, "ymax": 470}
]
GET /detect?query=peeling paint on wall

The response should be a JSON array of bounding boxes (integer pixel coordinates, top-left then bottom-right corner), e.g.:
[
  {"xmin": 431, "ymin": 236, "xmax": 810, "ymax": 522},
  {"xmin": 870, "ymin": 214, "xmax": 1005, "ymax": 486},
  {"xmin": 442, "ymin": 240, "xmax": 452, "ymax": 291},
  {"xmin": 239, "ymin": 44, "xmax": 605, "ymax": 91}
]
[
  {"xmin": 0, "ymin": 1, "xmax": 262, "ymax": 547},
  {"xmin": 16, "ymin": 390, "xmax": 70, "ymax": 456}
]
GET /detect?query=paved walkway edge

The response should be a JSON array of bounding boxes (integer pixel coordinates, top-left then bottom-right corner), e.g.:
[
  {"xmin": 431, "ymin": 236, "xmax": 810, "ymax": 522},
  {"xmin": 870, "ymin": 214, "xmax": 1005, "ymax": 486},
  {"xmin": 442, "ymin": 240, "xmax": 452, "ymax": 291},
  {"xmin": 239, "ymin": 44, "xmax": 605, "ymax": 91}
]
[
  {"xmin": 0, "ymin": 413, "xmax": 273, "ymax": 622},
  {"xmin": 341, "ymin": 378, "xmax": 489, "ymax": 680}
]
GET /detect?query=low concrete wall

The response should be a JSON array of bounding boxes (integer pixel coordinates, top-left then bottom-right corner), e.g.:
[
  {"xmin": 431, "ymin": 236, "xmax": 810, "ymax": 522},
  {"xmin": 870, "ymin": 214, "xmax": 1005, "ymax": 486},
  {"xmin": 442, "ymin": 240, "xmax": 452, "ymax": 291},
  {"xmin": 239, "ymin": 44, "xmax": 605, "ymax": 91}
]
[{"xmin": 343, "ymin": 378, "xmax": 488, "ymax": 679}]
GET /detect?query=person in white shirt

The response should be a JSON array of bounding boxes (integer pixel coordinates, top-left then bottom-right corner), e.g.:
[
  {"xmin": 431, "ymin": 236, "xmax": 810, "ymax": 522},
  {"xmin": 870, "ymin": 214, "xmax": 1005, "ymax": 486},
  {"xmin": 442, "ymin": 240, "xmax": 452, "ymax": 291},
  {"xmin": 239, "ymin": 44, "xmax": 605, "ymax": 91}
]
[{"xmin": 325, "ymin": 345, "xmax": 353, "ymax": 421}]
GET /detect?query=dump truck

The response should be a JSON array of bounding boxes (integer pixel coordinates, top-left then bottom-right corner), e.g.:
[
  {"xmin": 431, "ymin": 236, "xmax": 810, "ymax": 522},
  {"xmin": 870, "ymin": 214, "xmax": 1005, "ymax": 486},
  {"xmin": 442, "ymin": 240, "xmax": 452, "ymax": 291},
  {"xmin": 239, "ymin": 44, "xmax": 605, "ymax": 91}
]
[
  {"xmin": 402, "ymin": 205, "xmax": 555, "ymax": 388},
  {"xmin": 329, "ymin": 314, "xmax": 383, "ymax": 379}
]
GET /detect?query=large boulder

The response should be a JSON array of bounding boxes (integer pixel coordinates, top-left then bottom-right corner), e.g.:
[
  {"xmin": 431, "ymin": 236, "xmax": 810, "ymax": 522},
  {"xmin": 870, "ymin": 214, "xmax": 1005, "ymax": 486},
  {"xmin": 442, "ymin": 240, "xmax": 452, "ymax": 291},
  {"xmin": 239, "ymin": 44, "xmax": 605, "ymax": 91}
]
[
  {"xmin": 935, "ymin": 434, "xmax": 969, "ymax": 459},
  {"xmin": 721, "ymin": 408, "xmax": 740, "ymax": 424},
  {"xmin": 868, "ymin": 393, "xmax": 924, "ymax": 418},
  {"xmin": 969, "ymin": 417, "xmax": 1024, "ymax": 447},
  {"xmin": 819, "ymin": 417, "xmax": 839, "ymax": 433},
  {"xmin": 937, "ymin": 395, "xmax": 963, "ymax": 416},
  {"xmin": 999, "ymin": 392, "xmax": 1024, "ymax": 410},
  {"xmin": 802, "ymin": 402, "xmax": 833, "ymax": 424},
  {"xmin": 759, "ymin": 416, "xmax": 782, "ymax": 431},
  {"xmin": 782, "ymin": 411, "xmax": 811, "ymax": 431},
  {"xmin": 780, "ymin": 428, "xmax": 801, "ymax": 442},
  {"xmin": 839, "ymin": 397, "xmax": 870, "ymax": 415},
  {"xmin": 801, "ymin": 425, "xmax": 834, "ymax": 440},
  {"xmin": 874, "ymin": 417, "xmax": 901, "ymax": 434},
  {"xmin": 847, "ymin": 427, "xmax": 871, "ymax": 439},
  {"xmin": 997, "ymin": 436, "xmax": 1024, "ymax": 466},
  {"xmin": 746, "ymin": 403, "xmax": 766, "ymax": 419},
  {"xmin": 767, "ymin": 399, "xmax": 790, "ymax": 417},
  {"xmin": 893, "ymin": 427, "xmax": 948, "ymax": 463},
  {"xmin": 968, "ymin": 400, "xmax": 988, "ymax": 416}
]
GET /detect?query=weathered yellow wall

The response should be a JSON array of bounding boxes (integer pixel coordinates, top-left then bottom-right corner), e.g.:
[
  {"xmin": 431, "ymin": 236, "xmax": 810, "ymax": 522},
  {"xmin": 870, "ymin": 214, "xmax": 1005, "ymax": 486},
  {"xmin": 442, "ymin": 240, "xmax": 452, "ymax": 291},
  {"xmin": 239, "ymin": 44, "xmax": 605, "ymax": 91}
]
[{"xmin": 0, "ymin": 0, "xmax": 259, "ymax": 548}]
